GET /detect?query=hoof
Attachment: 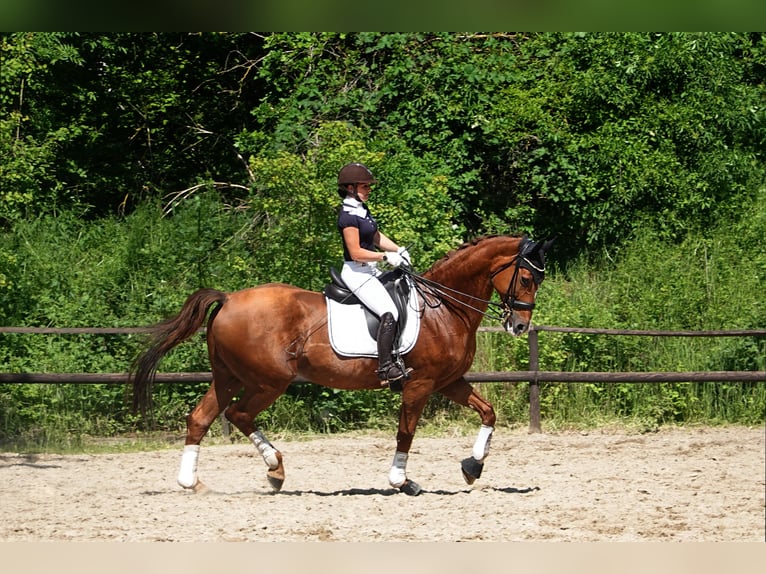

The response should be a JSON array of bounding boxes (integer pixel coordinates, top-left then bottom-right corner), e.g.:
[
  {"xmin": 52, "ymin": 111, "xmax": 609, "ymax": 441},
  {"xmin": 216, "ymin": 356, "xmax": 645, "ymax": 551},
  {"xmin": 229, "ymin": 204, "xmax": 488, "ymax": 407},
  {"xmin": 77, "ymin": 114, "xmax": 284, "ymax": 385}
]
[
  {"xmin": 399, "ymin": 479, "xmax": 422, "ymax": 496},
  {"xmin": 267, "ymin": 472, "xmax": 284, "ymax": 491},
  {"xmin": 191, "ymin": 480, "xmax": 210, "ymax": 494},
  {"xmin": 461, "ymin": 457, "xmax": 484, "ymax": 485},
  {"xmin": 266, "ymin": 452, "xmax": 285, "ymax": 492}
]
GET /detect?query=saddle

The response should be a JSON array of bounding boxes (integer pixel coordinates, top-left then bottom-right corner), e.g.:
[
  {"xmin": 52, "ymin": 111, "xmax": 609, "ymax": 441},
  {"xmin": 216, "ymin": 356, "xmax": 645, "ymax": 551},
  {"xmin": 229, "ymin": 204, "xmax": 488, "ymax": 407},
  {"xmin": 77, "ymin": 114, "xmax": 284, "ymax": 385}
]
[{"xmin": 323, "ymin": 267, "xmax": 411, "ymax": 341}]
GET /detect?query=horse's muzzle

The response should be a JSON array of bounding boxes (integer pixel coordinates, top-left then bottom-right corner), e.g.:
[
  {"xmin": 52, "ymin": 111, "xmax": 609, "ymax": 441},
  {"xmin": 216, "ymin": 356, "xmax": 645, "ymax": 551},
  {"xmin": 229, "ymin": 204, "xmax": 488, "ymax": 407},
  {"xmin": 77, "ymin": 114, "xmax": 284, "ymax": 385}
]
[{"xmin": 504, "ymin": 315, "xmax": 530, "ymax": 337}]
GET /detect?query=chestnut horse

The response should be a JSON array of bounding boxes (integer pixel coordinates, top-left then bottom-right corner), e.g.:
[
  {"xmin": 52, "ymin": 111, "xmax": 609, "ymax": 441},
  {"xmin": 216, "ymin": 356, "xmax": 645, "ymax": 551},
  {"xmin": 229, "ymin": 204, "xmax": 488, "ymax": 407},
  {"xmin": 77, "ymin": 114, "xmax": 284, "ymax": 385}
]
[{"xmin": 131, "ymin": 234, "xmax": 552, "ymax": 495}]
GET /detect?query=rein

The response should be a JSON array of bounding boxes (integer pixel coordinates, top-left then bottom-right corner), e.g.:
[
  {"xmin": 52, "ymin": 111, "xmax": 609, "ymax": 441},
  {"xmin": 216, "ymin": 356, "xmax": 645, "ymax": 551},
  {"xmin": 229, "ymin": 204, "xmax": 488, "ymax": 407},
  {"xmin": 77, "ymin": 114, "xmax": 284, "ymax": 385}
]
[
  {"xmin": 403, "ymin": 267, "xmax": 509, "ymax": 322},
  {"xmin": 402, "ymin": 251, "xmax": 541, "ymax": 324}
]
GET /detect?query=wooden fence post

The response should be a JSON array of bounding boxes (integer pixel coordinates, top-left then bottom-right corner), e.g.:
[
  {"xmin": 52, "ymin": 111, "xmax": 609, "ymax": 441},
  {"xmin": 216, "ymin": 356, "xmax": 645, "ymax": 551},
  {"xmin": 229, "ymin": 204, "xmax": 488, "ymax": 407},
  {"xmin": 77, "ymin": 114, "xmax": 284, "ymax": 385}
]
[
  {"xmin": 528, "ymin": 327, "xmax": 541, "ymax": 433},
  {"xmin": 219, "ymin": 413, "xmax": 231, "ymax": 440}
]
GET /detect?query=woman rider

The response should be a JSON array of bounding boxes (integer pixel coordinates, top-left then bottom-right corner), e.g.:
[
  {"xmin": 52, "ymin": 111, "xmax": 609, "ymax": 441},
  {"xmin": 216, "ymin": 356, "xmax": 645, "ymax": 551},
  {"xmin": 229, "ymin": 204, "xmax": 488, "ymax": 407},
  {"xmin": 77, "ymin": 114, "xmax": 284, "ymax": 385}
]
[{"xmin": 336, "ymin": 162, "xmax": 412, "ymax": 386}]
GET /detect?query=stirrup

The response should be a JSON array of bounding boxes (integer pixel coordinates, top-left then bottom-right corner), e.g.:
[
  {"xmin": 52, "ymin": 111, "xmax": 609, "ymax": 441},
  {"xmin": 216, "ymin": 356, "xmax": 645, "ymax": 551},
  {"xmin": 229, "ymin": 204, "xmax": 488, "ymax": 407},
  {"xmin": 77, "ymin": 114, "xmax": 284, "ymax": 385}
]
[{"xmin": 378, "ymin": 362, "xmax": 413, "ymax": 388}]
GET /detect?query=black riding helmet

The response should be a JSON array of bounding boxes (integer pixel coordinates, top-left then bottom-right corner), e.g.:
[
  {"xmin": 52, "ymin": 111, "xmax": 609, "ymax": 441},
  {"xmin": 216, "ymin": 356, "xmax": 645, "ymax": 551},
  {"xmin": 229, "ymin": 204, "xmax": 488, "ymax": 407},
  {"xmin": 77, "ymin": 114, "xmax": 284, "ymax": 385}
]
[{"xmin": 337, "ymin": 162, "xmax": 377, "ymax": 199}]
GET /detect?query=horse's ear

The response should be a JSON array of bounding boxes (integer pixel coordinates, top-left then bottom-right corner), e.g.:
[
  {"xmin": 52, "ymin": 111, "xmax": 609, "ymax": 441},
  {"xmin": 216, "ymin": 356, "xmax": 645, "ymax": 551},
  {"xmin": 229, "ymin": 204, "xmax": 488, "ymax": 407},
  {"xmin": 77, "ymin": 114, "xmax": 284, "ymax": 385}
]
[
  {"xmin": 518, "ymin": 234, "xmax": 532, "ymax": 254},
  {"xmin": 541, "ymin": 237, "xmax": 556, "ymax": 254}
]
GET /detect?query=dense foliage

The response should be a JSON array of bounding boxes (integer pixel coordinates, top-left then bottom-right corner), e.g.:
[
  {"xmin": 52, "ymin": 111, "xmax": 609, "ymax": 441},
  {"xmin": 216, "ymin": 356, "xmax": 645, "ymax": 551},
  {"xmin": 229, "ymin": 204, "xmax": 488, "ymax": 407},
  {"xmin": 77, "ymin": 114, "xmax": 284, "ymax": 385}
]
[{"xmin": 1, "ymin": 33, "xmax": 764, "ymax": 449}]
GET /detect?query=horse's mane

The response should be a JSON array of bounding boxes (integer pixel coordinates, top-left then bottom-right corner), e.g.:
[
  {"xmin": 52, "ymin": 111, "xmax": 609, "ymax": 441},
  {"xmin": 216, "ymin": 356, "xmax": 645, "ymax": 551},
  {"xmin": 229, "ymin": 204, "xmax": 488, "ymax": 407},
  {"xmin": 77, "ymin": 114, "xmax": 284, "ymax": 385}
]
[{"xmin": 426, "ymin": 234, "xmax": 523, "ymax": 274}]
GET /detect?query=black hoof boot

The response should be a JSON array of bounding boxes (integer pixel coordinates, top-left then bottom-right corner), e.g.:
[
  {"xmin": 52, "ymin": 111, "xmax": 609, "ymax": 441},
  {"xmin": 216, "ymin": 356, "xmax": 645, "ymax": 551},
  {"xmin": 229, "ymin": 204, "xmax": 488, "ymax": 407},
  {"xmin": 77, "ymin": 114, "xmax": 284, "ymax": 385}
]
[
  {"xmin": 399, "ymin": 479, "xmax": 422, "ymax": 496},
  {"xmin": 461, "ymin": 457, "xmax": 484, "ymax": 485}
]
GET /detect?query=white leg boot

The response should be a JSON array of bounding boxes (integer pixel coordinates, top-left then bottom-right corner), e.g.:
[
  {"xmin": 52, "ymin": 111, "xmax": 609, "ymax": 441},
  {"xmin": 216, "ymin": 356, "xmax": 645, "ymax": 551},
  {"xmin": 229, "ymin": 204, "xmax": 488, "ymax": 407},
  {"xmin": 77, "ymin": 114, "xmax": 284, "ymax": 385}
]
[
  {"xmin": 178, "ymin": 444, "xmax": 200, "ymax": 489},
  {"xmin": 388, "ymin": 451, "xmax": 408, "ymax": 488},
  {"xmin": 249, "ymin": 430, "xmax": 279, "ymax": 470}
]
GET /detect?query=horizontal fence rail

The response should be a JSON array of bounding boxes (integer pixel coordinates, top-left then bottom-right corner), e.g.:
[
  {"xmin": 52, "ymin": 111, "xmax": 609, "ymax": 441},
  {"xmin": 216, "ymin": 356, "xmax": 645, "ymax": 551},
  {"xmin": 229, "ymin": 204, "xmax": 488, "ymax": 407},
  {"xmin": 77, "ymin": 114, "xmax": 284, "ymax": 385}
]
[
  {"xmin": 2, "ymin": 325, "xmax": 765, "ymax": 432},
  {"xmin": 4, "ymin": 326, "xmax": 766, "ymax": 336},
  {"xmin": 2, "ymin": 371, "xmax": 765, "ymax": 385},
  {"xmin": 0, "ymin": 327, "xmax": 153, "ymax": 334},
  {"xmin": 480, "ymin": 325, "xmax": 766, "ymax": 337}
]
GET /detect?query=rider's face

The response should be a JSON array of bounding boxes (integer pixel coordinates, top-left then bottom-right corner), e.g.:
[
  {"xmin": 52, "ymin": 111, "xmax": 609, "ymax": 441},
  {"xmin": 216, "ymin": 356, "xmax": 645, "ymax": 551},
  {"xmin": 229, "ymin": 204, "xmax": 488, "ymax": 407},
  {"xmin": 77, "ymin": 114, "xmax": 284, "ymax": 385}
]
[{"xmin": 354, "ymin": 182, "xmax": 373, "ymax": 201}]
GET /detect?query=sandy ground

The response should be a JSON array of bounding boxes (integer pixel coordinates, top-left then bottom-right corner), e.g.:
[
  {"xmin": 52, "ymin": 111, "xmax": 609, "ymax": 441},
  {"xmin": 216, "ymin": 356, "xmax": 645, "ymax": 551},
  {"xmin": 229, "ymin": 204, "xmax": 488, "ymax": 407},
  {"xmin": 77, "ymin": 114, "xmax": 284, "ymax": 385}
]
[{"xmin": 0, "ymin": 426, "xmax": 763, "ymax": 542}]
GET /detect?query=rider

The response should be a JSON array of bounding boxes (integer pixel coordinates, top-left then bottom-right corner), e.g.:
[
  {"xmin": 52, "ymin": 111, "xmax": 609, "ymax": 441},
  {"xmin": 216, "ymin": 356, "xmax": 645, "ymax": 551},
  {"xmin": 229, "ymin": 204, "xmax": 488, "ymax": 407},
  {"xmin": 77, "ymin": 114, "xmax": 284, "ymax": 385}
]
[{"xmin": 336, "ymin": 162, "xmax": 413, "ymax": 387}]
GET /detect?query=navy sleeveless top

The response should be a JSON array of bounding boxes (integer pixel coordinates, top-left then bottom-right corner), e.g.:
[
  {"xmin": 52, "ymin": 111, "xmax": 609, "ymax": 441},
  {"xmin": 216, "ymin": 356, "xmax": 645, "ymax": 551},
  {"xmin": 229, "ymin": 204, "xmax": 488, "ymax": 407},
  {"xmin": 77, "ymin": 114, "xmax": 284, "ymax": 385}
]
[{"xmin": 337, "ymin": 198, "xmax": 379, "ymax": 261}]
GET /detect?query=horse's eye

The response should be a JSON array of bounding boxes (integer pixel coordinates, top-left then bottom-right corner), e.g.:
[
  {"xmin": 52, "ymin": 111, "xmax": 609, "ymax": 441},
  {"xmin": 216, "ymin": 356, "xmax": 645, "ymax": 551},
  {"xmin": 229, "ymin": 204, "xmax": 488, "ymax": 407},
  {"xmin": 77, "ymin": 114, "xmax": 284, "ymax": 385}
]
[{"xmin": 521, "ymin": 277, "xmax": 532, "ymax": 288}]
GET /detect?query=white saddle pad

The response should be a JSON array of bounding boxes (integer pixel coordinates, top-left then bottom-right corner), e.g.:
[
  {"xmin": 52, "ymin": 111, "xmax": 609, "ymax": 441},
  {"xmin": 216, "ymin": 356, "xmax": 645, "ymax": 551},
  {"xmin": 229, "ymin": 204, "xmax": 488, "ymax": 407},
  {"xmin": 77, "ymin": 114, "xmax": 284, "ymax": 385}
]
[{"xmin": 326, "ymin": 282, "xmax": 421, "ymax": 358}]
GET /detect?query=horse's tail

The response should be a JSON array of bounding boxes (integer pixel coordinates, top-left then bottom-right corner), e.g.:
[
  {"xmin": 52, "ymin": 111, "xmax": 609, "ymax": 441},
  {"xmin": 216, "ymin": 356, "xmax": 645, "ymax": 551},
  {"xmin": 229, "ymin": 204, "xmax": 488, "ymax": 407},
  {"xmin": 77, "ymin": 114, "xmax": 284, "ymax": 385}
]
[{"xmin": 130, "ymin": 288, "xmax": 227, "ymax": 416}]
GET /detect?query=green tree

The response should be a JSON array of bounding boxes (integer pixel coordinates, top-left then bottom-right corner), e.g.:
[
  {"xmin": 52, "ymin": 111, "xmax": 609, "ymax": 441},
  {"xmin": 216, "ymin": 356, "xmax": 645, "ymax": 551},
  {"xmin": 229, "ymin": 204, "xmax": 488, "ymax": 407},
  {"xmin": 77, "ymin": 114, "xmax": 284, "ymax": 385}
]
[
  {"xmin": 0, "ymin": 33, "xmax": 83, "ymax": 222},
  {"xmin": 234, "ymin": 33, "xmax": 765, "ymax": 259},
  {"xmin": 0, "ymin": 32, "xmax": 264, "ymax": 223}
]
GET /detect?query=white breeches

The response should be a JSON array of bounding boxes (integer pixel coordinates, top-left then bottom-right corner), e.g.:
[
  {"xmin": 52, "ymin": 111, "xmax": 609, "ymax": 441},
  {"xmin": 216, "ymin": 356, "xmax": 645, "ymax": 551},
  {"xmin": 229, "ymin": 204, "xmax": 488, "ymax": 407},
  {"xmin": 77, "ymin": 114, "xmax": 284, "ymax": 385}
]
[{"xmin": 341, "ymin": 261, "xmax": 398, "ymax": 319}]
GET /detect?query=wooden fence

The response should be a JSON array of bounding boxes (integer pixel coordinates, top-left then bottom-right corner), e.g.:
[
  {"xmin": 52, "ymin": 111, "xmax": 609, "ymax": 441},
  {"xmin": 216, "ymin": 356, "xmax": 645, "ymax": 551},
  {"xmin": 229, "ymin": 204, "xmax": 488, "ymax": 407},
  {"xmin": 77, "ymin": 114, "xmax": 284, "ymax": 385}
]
[{"xmin": 1, "ymin": 325, "xmax": 764, "ymax": 433}]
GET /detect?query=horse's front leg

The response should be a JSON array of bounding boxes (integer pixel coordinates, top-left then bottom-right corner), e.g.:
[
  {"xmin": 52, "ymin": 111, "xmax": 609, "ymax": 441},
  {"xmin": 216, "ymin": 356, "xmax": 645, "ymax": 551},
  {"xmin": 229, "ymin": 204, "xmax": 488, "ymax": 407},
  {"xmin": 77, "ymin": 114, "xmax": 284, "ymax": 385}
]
[
  {"xmin": 439, "ymin": 377, "xmax": 497, "ymax": 485},
  {"xmin": 390, "ymin": 389, "xmax": 430, "ymax": 495}
]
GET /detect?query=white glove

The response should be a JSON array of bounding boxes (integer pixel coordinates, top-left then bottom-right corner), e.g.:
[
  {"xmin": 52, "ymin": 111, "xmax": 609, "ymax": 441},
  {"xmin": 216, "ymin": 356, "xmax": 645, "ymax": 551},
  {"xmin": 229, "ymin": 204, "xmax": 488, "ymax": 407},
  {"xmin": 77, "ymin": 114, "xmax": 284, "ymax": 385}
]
[
  {"xmin": 397, "ymin": 246, "xmax": 412, "ymax": 266},
  {"xmin": 384, "ymin": 251, "xmax": 404, "ymax": 268}
]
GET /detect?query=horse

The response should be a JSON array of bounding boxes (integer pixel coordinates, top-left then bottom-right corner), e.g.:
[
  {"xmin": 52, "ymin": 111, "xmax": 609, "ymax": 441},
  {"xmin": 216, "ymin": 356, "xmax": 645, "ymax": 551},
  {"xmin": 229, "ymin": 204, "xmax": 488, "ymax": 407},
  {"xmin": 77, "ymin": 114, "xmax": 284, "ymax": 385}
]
[{"xmin": 130, "ymin": 234, "xmax": 553, "ymax": 495}]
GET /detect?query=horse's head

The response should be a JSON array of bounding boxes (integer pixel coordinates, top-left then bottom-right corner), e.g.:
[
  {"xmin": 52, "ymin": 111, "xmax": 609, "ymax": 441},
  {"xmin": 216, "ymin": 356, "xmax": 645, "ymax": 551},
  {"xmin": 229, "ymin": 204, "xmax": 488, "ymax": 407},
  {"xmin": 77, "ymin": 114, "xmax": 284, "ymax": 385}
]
[{"xmin": 490, "ymin": 236, "xmax": 554, "ymax": 336}]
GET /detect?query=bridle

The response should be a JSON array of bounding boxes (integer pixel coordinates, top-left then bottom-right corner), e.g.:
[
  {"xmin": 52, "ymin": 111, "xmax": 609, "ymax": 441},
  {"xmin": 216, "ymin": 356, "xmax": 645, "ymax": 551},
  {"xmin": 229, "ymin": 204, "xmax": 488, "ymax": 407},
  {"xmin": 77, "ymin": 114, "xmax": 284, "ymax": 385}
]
[
  {"xmin": 489, "ymin": 252, "xmax": 545, "ymax": 315},
  {"xmin": 401, "ymin": 250, "xmax": 545, "ymax": 325}
]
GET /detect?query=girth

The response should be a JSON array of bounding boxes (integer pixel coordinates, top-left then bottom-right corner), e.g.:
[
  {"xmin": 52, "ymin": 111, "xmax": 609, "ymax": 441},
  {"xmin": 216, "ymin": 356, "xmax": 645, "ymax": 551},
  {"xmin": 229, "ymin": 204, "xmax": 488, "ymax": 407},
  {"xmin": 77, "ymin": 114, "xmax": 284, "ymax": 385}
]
[{"xmin": 323, "ymin": 267, "xmax": 411, "ymax": 340}]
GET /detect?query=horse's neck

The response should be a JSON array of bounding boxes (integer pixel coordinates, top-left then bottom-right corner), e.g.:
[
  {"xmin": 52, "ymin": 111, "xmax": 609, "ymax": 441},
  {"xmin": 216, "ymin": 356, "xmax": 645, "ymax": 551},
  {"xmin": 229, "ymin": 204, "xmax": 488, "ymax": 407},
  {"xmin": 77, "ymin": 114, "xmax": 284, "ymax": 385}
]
[
  {"xmin": 424, "ymin": 236, "xmax": 520, "ymax": 313},
  {"xmin": 426, "ymin": 260, "xmax": 492, "ymax": 302}
]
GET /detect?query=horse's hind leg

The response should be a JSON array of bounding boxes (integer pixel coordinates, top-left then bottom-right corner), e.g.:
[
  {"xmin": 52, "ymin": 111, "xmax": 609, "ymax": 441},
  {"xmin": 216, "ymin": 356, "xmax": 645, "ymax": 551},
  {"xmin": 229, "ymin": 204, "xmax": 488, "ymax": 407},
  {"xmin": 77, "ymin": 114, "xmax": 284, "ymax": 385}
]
[
  {"xmin": 178, "ymin": 374, "xmax": 242, "ymax": 491},
  {"xmin": 439, "ymin": 377, "xmax": 497, "ymax": 485},
  {"xmin": 224, "ymin": 382, "xmax": 290, "ymax": 492}
]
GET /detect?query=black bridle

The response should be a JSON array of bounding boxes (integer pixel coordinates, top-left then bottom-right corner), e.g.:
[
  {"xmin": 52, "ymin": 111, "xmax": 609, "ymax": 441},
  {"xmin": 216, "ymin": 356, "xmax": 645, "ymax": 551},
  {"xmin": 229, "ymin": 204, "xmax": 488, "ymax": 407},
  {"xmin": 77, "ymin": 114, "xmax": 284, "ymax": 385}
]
[{"xmin": 489, "ymin": 252, "xmax": 545, "ymax": 315}]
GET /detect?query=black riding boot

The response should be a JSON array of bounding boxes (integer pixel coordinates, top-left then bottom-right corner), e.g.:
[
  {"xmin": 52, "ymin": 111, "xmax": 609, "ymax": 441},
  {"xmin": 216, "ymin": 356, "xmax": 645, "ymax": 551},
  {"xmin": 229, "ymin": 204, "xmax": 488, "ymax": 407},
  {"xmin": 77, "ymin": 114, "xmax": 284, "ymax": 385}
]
[{"xmin": 376, "ymin": 312, "xmax": 411, "ymax": 387}]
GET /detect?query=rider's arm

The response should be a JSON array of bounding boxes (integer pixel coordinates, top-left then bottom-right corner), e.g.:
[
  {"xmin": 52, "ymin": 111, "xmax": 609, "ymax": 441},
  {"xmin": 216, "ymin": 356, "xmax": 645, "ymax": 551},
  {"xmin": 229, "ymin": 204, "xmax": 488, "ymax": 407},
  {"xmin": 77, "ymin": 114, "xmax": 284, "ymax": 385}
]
[
  {"xmin": 343, "ymin": 227, "xmax": 387, "ymax": 263},
  {"xmin": 375, "ymin": 231, "xmax": 400, "ymax": 254}
]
